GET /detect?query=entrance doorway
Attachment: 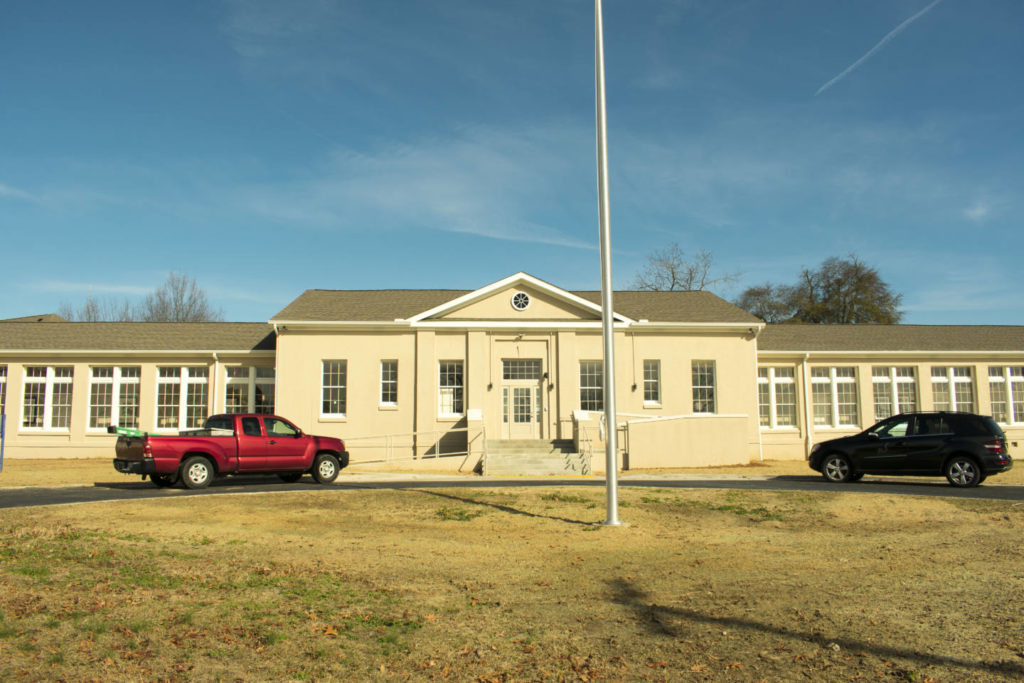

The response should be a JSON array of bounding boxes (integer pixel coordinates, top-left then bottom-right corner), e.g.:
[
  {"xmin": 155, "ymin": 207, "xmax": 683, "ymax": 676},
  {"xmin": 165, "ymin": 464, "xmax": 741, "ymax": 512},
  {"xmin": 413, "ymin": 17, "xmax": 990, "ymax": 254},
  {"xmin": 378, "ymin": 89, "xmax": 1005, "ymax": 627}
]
[{"xmin": 501, "ymin": 359, "xmax": 543, "ymax": 439}]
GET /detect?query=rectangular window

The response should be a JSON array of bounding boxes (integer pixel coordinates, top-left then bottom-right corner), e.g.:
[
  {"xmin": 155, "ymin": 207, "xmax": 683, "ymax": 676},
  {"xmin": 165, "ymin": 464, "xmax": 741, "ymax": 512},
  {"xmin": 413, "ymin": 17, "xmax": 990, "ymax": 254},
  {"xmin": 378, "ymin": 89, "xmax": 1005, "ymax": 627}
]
[
  {"xmin": 811, "ymin": 367, "xmax": 859, "ymax": 428},
  {"xmin": 322, "ymin": 361, "xmax": 347, "ymax": 417},
  {"xmin": 579, "ymin": 361, "xmax": 604, "ymax": 412},
  {"xmin": 225, "ymin": 367, "xmax": 275, "ymax": 414},
  {"xmin": 380, "ymin": 360, "xmax": 398, "ymax": 406},
  {"xmin": 502, "ymin": 359, "xmax": 542, "ymax": 380},
  {"xmin": 692, "ymin": 360, "xmax": 716, "ymax": 414},
  {"xmin": 21, "ymin": 366, "xmax": 74, "ymax": 430},
  {"xmin": 157, "ymin": 367, "xmax": 209, "ymax": 430},
  {"xmin": 931, "ymin": 366, "xmax": 975, "ymax": 413},
  {"xmin": 89, "ymin": 366, "xmax": 141, "ymax": 430},
  {"xmin": 438, "ymin": 361, "xmax": 464, "ymax": 416},
  {"xmin": 757, "ymin": 367, "xmax": 797, "ymax": 428},
  {"xmin": 871, "ymin": 366, "xmax": 917, "ymax": 420},
  {"xmin": 643, "ymin": 360, "xmax": 661, "ymax": 405},
  {"xmin": 989, "ymin": 366, "xmax": 1024, "ymax": 424}
]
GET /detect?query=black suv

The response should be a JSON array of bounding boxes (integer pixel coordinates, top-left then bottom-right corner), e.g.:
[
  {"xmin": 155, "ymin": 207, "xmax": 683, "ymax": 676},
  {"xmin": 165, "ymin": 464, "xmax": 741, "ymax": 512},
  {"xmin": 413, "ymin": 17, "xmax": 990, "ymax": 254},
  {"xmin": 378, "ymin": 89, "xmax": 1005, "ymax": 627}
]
[{"xmin": 808, "ymin": 412, "xmax": 1013, "ymax": 488}]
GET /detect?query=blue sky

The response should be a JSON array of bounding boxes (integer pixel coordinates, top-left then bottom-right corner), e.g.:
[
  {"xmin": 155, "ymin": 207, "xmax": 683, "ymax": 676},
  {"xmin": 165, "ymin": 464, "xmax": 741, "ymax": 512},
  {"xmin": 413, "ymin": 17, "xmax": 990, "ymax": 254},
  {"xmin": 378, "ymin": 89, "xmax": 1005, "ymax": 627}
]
[{"xmin": 2, "ymin": 0, "xmax": 1021, "ymax": 324}]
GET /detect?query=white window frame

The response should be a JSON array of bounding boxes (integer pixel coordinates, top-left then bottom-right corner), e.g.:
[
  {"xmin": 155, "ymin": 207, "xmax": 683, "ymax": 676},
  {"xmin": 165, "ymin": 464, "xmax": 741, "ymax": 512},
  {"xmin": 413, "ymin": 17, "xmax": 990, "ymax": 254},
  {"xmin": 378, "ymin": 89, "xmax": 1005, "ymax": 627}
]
[
  {"xmin": 691, "ymin": 360, "xmax": 717, "ymax": 414},
  {"xmin": 811, "ymin": 367, "xmax": 859, "ymax": 429},
  {"xmin": 579, "ymin": 361, "xmax": 604, "ymax": 412},
  {"xmin": 988, "ymin": 366, "xmax": 1024, "ymax": 425},
  {"xmin": 931, "ymin": 366, "xmax": 975, "ymax": 413},
  {"xmin": 21, "ymin": 366, "xmax": 74, "ymax": 432},
  {"xmin": 642, "ymin": 360, "xmax": 661, "ymax": 406},
  {"xmin": 155, "ymin": 366, "xmax": 209, "ymax": 431},
  {"xmin": 438, "ymin": 360, "xmax": 464, "ymax": 417},
  {"xmin": 757, "ymin": 367, "xmax": 798, "ymax": 429},
  {"xmin": 871, "ymin": 366, "xmax": 917, "ymax": 421},
  {"xmin": 0, "ymin": 364, "xmax": 7, "ymax": 417},
  {"xmin": 321, "ymin": 360, "xmax": 348, "ymax": 418},
  {"xmin": 380, "ymin": 360, "xmax": 398, "ymax": 407},
  {"xmin": 225, "ymin": 366, "xmax": 275, "ymax": 414},
  {"xmin": 88, "ymin": 366, "xmax": 141, "ymax": 431}
]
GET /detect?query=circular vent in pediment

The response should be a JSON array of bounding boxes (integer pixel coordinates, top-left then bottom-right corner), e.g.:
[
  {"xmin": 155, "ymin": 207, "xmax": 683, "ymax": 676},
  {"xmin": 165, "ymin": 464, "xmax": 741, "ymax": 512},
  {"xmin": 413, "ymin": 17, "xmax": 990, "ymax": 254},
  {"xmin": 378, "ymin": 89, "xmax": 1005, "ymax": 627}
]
[{"xmin": 511, "ymin": 291, "xmax": 531, "ymax": 311}]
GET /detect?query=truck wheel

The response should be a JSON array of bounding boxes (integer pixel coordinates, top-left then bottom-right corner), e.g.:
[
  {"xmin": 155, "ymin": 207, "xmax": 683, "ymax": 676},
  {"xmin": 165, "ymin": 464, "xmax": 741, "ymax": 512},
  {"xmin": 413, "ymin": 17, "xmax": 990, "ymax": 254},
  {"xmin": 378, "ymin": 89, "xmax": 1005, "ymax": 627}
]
[
  {"xmin": 181, "ymin": 456, "xmax": 213, "ymax": 489},
  {"xmin": 151, "ymin": 474, "xmax": 177, "ymax": 488},
  {"xmin": 312, "ymin": 454, "xmax": 340, "ymax": 484}
]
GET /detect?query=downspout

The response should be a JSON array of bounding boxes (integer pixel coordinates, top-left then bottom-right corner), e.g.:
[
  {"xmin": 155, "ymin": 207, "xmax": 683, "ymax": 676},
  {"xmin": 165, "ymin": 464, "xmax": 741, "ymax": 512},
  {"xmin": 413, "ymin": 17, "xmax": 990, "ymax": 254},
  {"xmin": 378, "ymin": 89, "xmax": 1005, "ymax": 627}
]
[{"xmin": 802, "ymin": 353, "xmax": 813, "ymax": 459}]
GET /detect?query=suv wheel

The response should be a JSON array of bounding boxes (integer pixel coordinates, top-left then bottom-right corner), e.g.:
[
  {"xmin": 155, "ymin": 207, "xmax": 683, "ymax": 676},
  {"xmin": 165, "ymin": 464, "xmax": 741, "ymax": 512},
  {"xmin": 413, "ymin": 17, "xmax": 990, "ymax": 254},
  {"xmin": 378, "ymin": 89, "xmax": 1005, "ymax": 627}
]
[
  {"xmin": 945, "ymin": 456, "xmax": 982, "ymax": 488},
  {"xmin": 821, "ymin": 454, "xmax": 855, "ymax": 483}
]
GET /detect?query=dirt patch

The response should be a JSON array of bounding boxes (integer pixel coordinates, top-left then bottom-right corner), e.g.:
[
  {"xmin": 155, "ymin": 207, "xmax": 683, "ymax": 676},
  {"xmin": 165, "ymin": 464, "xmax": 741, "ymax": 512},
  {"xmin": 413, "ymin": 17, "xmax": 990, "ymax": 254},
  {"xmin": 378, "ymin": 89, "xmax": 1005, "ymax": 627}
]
[{"xmin": 2, "ymin": 485, "xmax": 1024, "ymax": 681}]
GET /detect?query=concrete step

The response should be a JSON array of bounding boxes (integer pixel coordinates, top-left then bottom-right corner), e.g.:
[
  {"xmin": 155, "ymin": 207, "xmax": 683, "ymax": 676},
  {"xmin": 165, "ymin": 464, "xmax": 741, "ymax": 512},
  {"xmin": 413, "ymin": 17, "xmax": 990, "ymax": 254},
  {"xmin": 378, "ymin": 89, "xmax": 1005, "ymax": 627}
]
[
  {"xmin": 485, "ymin": 439, "xmax": 576, "ymax": 456},
  {"xmin": 482, "ymin": 450, "xmax": 592, "ymax": 476}
]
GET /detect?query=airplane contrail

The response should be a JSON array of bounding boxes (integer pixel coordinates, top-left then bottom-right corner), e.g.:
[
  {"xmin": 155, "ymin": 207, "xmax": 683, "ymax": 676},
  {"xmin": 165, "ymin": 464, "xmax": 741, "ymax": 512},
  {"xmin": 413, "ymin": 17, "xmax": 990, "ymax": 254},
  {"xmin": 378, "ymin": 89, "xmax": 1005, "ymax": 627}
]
[{"xmin": 815, "ymin": 0, "xmax": 945, "ymax": 96}]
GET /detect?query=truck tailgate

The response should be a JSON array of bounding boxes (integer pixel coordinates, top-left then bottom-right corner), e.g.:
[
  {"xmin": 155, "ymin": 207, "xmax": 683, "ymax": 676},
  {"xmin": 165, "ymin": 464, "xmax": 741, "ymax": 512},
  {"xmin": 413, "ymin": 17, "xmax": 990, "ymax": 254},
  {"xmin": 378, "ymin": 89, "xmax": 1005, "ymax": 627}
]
[{"xmin": 115, "ymin": 436, "xmax": 147, "ymax": 462}]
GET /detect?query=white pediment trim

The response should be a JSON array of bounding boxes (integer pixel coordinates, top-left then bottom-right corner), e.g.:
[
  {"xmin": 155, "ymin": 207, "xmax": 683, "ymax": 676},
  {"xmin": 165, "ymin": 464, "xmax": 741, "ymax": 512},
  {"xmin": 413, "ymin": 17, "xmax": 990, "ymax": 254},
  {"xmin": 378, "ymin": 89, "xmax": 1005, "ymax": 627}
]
[{"xmin": 401, "ymin": 272, "xmax": 635, "ymax": 324}]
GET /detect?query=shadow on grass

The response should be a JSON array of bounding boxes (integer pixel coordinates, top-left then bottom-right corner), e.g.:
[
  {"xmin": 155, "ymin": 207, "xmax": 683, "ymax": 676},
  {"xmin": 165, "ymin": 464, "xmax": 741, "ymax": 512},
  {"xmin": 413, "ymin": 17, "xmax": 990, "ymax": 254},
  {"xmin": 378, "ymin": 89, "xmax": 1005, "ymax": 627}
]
[
  {"xmin": 414, "ymin": 489, "xmax": 595, "ymax": 526},
  {"xmin": 608, "ymin": 577, "xmax": 1024, "ymax": 676}
]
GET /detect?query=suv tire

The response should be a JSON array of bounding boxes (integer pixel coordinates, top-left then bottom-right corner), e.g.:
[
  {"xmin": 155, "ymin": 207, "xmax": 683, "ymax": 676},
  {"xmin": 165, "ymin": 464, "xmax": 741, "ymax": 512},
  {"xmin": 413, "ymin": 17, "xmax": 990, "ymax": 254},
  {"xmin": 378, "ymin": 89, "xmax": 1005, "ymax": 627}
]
[
  {"xmin": 821, "ymin": 453, "xmax": 855, "ymax": 483},
  {"xmin": 945, "ymin": 455, "xmax": 982, "ymax": 488}
]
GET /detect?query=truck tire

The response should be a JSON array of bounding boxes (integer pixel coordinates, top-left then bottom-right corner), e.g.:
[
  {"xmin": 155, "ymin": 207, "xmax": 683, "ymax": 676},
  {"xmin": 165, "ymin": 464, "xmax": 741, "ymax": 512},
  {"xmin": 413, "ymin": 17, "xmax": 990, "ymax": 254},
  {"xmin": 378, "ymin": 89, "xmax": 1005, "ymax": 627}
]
[
  {"xmin": 181, "ymin": 456, "xmax": 214, "ymax": 489},
  {"xmin": 312, "ymin": 453, "xmax": 340, "ymax": 484}
]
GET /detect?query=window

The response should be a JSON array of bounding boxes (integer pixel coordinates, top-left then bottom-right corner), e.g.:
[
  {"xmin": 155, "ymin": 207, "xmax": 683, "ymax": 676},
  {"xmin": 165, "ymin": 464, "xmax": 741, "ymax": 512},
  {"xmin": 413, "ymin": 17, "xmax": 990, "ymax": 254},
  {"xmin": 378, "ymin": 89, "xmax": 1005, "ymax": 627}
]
[
  {"xmin": 322, "ymin": 361, "xmax": 347, "ymax": 417},
  {"xmin": 811, "ymin": 367, "xmax": 859, "ymax": 428},
  {"xmin": 757, "ymin": 367, "xmax": 797, "ymax": 428},
  {"xmin": 0, "ymin": 365, "xmax": 6, "ymax": 416},
  {"xmin": 156, "ymin": 367, "xmax": 209, "ymax": 430},
  {"xmin": 21, "ymin": 366, "xmax": 74, "ymax": 430},
  {"xmin": 989, "ymin": 366, "xmax": 1024, "ymax": 424},
  {"xmin": 931, "ymin": 366, "xmax": 975, "ymax": 413},
  {"xmin": 503, "ymin": 359, "xmax": 542, "ymax": 380},
  {"xmin": 438, "ymin": 361, "xmax": 464, "ymax": 416},
  {"xmin": 579, "ymin": 361, "xmax": 604, "ymax": 412},
  {"xmin": 265, "ymin": 417, "xmax": 299, "ymax": 437},
  {"xmin": 871, "ymin": 367, "xmax": 917, "ymax": 420},
  {"xmin": 380, "ymin": 361, "xmax": 398, "ymax": 406},
  {"xmin": 225, "ymin": 367, "xmax": 275, "ymax": 414},
  {"xmin": 692, "ymin": 360, "xmax": 716, "ymax": 414},
  {"xmin": 643, "ymin": 360, "xmax": 661, "ymax": 405},
  {"xmin": 89, "ymin": 366, "xmax": 141, "ymax": 430}
]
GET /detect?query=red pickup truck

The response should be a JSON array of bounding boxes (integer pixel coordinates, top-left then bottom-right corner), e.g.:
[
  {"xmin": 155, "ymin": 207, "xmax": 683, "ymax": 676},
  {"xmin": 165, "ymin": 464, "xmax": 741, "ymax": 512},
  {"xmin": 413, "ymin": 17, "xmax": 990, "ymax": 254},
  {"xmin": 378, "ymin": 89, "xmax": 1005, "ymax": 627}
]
[{"xmin": 112, "ymin": 414, "xmax": 349, "ymax": 489}]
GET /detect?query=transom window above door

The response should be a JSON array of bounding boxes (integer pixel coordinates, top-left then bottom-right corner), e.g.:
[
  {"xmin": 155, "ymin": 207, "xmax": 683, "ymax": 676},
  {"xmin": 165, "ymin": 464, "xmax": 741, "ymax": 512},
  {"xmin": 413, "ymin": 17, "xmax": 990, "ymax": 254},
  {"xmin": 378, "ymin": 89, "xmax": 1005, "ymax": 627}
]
[{"xmin": 503, "ymin": 359, "xmax": 542, "ymax": 380}]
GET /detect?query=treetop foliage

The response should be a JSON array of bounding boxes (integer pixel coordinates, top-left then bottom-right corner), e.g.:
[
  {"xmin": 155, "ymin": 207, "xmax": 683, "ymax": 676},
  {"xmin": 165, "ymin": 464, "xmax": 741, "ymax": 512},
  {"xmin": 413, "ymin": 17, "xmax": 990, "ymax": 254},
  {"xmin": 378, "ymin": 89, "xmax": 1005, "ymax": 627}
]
[{"xmin": 58, "ymin": 272, "xmax": 224, "ymax": 323}]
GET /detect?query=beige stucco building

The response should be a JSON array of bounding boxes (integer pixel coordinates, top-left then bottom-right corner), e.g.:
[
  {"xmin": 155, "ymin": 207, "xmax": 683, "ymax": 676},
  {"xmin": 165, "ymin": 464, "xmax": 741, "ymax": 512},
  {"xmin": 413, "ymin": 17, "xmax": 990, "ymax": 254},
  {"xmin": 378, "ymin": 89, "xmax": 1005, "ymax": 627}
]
[{"xmin": 1, "ymin": 273, "xmax": 1022, "ymax": 472}]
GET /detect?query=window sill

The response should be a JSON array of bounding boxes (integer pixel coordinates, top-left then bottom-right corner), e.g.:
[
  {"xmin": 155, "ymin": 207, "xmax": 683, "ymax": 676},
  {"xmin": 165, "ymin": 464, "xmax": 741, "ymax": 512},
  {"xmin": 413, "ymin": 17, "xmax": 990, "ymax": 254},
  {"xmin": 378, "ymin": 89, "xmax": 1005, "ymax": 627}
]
[
  {"xmin": 378, "ymin": 404, "xmax": 399, "ymax": 412},
  {"xmin": 319, "ymin": 416, "xmax": 348, "ymax": 423},
  {"xmin": 643, "ymin": 402, "xmax": 662, "ymax": 410}
]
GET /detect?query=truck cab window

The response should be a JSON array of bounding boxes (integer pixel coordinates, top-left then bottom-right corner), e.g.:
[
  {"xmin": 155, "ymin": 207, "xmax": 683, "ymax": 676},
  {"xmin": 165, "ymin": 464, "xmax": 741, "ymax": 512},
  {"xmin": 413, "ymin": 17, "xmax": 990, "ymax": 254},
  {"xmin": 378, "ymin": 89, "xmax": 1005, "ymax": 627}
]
[
  {"xmin": 265, "ymin": 418, "xmax": 299, "ymax": 437},
  {"xmin": 241, "ymin": 417, "xmax": 261, "ymax": 437}
]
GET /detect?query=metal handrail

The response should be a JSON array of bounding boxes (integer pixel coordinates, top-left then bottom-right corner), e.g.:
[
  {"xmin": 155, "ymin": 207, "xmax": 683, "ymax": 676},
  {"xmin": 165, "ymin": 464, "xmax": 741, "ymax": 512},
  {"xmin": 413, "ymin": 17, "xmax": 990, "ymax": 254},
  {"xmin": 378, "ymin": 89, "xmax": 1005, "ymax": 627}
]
[{"xmin": 342, "ymin": 425, "xmax": 485, "ymax": 465}]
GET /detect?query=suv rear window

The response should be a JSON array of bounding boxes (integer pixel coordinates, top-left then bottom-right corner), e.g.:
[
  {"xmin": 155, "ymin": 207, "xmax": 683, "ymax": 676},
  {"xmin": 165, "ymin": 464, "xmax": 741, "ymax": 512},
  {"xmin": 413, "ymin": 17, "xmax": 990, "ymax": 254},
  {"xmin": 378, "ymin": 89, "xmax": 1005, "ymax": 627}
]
[{"xmin": 978, "ymin": 416, "xmax": 1005, "ymax": 438}]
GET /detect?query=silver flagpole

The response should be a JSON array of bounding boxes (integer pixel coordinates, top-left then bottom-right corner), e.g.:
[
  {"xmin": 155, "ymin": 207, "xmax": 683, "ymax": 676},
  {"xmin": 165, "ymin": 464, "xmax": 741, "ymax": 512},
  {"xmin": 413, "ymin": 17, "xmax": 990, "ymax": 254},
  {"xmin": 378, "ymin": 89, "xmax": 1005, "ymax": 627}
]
[{"xmin": 595, "ymin": 0, "xmax": 621, "ymax": 526}]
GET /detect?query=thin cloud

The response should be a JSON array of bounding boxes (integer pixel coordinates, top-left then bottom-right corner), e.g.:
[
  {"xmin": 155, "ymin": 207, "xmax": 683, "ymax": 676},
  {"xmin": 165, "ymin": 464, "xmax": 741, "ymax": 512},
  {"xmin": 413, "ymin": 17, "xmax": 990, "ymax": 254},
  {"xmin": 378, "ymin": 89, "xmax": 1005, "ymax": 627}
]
[
  {"xmin": 0, "ymin": 181, "xmax": 36, "ymax": 202},
  {"xmin": 815, "ymin": 0, "xmax": 944, "ymax": 96},
  {"xmin": 35, "ymin": 281, "xmax": 152, "ymax": 296}
]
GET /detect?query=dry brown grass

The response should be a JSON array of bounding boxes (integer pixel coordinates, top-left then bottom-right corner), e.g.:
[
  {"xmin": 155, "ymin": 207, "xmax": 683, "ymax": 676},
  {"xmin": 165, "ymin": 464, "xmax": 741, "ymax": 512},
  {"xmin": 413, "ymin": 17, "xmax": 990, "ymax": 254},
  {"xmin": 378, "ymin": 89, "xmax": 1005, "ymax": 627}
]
[{"xmin": 2, "ymin": 483, "xmax": 1024, "ymax": 681}]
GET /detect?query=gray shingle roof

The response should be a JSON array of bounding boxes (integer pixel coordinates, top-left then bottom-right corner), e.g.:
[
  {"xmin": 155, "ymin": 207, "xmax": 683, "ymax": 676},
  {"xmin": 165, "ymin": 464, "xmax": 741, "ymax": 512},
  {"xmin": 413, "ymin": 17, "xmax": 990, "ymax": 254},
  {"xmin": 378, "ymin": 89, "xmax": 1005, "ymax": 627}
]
[
  {"xmin": 271, "ymin": 288, "xmax": 760, "ymax": 324},
  {"xmin": 758, "ymin": 324, "xmax": 1024, "ymax": 353},
  {"xmin": 0, "ymin": 322, "xmax": 276, "ymax": 352},
  {"xmin": 1, "ymin": 313, "xmax": 66, "ymax": 323}
]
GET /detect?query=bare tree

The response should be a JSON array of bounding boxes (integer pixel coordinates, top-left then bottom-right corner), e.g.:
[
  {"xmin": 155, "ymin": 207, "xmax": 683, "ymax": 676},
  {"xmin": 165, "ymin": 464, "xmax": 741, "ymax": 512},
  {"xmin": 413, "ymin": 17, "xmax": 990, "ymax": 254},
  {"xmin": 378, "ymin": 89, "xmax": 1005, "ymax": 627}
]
[
  {"xmin": 734, "ymin": 255, "xmax": 903, "ymax": 324},
  {"xmin": 631, "ymin": 243, "xmax": 739, "ymax": 292},
  {"xmin": 57, "ymin": 273, "xmax": 223, "ymax": 322},
  {"xmin": 58, "ymin": 295, "xmax": 137, "ymax": 322},
  {"xmin": 139, "ymin": 272, "xmax": 224, "ymax": 322}
]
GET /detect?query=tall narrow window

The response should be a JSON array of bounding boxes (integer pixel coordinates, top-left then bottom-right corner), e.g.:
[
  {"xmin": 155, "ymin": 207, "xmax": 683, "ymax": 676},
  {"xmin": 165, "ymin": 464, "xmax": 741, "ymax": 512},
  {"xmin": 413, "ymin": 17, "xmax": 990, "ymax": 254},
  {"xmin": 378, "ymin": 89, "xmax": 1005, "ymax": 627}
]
[
  {"xmin": 322, "ymin": 361, "xmax": 347, "ymax": 417},
  {"xmin": 89, "ymin": 366, "xmax": 141, "ymax": 430},
  {"xmin": 0, "ymin": 365, "xmax": 7, "ymax": 416},
  {"xmin": 989, "ymin": 366, "xmax": 1024, "ymax": 424},
  {"xmin": 225, "ymin": 367, "xmax": 275, "ymax": 414},
  {"xmin": 811, "ymin": 367, "xmax": 859, "ymax": 428},
  {"xmin": 692, "ymin": 360, "xmax": 716, "ymax": 414},
  {"xmin": 931, "ymin": 366, "xmax": 974, "ymax": 413},
  {"xmin": 156, "ymin": 367, "xmax": 209, "ymax": 430},
  {"xmin": 871, "ymin": 367, "xmax": 917, "ymax": 420},
  {"xmin": 579, "ymin": 361, "xmax": 604, "ymax": 412},
  {"xmin": 643, "ymin": 360, "xmax": 661, "ymax": 405},
  {"xmin": 438, "ymin": 361, "xmax": 464, "ymax": 416},
  {"xmin": 757, "ymin": 367, "xmax": 797, "ymax": 428},
  {"xmin": 21, "ymin": 366, "xmax": 74, "ymax": 430},
  {"xmin": 380, "ymin": 360, "xmax": 398, "ymax": 406}
]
